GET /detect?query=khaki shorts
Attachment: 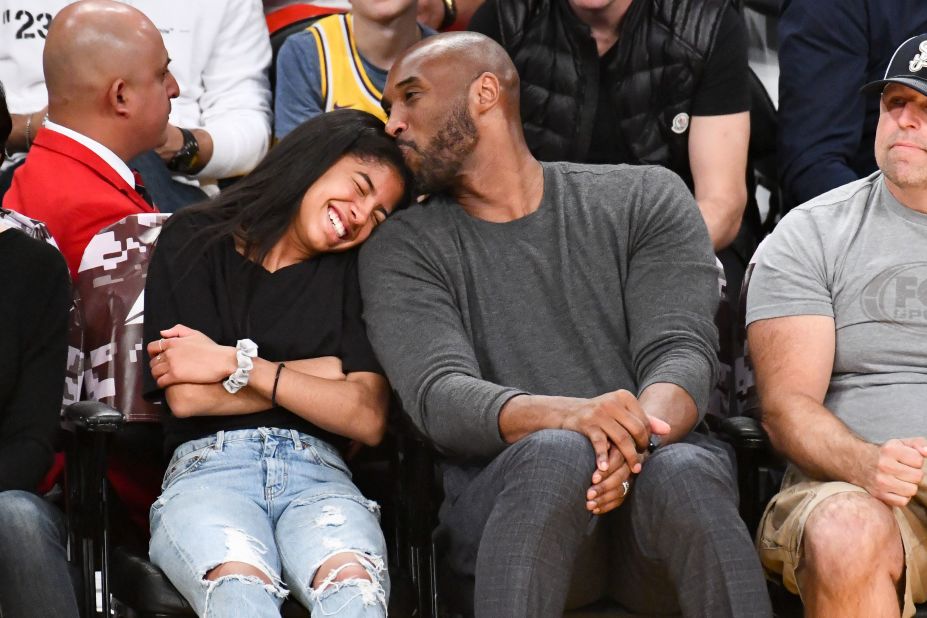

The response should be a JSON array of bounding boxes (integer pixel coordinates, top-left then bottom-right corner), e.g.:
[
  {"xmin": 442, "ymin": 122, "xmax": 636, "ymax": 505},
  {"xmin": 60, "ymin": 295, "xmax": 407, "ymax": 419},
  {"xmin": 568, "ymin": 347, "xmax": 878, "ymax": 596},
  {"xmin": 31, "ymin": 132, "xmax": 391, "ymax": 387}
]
[{"xmin": 757, "ymin": 466, "xmax": 927, "ymax": 617}]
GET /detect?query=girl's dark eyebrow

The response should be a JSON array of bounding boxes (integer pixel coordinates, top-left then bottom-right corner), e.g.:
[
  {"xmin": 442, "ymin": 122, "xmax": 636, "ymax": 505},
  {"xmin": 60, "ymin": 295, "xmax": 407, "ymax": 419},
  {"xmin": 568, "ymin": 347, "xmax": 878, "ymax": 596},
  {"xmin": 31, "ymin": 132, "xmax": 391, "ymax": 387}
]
[{"xmin": 358, "ymin": 172, "xmax": 374, "ymax": 194}]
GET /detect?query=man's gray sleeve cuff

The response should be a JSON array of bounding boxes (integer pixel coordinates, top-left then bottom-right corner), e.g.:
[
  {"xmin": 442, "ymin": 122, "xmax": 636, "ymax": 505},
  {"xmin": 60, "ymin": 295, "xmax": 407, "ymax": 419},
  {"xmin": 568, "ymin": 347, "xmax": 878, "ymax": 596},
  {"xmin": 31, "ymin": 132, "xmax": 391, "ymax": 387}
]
[
  {"xmin": 639, "ymin": 353, "xmax": 716, "ymax": 421},
  {"xmin": 419, "ymin": 376, "xmax": 527, "ymax": 459}
]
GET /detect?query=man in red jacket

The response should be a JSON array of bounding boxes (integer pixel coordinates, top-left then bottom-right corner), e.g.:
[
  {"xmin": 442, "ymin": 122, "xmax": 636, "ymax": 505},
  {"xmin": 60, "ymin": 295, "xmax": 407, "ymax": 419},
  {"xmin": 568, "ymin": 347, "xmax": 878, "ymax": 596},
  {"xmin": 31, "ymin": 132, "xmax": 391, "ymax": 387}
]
[{"xmin": 3, "ymin": 0, "xmax": 178, "ymax": 279}]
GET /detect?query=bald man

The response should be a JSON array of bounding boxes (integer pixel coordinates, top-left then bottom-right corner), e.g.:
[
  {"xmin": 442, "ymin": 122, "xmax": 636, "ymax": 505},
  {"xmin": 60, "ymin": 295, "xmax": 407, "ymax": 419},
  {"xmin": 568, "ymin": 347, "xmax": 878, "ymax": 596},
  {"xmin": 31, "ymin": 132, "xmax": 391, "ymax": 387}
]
[
  {"xmin": 2, "ymin": 0, "xmax": 175, "ymax": 279},
  {"xmin": 360, "ymin": 33, "xmax": 771, "ymax": 617}
]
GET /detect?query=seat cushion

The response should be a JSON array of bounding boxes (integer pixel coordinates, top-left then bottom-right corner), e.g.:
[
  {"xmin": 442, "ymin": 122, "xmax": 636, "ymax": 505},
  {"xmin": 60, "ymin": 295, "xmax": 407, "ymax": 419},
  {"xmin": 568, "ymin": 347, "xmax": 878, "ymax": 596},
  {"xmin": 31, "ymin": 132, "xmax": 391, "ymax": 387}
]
[
  {"xmin": 110, "ymin": 545, "xmax": 309, "ymax": 616},
  {"xmin": 110, "ymin": 545, "xmax": 193, "ymax": 615}
]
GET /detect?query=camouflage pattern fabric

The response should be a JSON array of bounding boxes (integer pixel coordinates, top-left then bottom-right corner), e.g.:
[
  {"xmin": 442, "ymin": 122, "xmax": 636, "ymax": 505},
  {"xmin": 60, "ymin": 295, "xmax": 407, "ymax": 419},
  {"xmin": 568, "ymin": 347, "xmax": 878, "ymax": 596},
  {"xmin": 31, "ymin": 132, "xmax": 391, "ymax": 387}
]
[
  {"xmin": 735, "ymin": 261, "xmax": 759, "ymax": 419},
  {"xmin": 708, "ymin": 255, "xmax": 735, "ymax": 420},
  {"xmin": 76, "ymin": 213, "xmax": 169, "ymax": 423},
  {"xmin": 0, "ymin": 207, "xmax": 58, "ymax": 246},
  {"xmin": 0, "ymin": 207, "xmax": 83, "ymax": 410}
]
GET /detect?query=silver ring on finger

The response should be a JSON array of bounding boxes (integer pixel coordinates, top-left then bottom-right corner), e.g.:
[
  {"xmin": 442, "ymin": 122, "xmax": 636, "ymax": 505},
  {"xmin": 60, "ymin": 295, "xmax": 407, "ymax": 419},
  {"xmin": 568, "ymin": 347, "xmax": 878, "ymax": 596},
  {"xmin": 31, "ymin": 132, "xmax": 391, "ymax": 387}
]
[
  {"xmin": 158, "ymin": 338, "xmax": 165, "ymax": 352},
  {"xmin": 621, "ymin": 480, "xmax": 630, "ymax": 497},
  {"xmin": 156, "ymin": 354, "xmax": 163, "ymax": 363}
]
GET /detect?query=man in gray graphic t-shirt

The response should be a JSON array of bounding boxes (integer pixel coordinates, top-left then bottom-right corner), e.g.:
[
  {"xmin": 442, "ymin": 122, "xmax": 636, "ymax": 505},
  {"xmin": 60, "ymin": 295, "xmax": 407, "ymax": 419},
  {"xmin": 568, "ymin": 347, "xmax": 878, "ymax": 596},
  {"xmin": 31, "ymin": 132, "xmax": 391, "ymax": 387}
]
[
  {"xmin": 360, "ymin": 32, "xmax": 771, "ymax": 618},
  {"xmin": 748, "ymin": 33, "xmax": 927, "ymax": 618}
]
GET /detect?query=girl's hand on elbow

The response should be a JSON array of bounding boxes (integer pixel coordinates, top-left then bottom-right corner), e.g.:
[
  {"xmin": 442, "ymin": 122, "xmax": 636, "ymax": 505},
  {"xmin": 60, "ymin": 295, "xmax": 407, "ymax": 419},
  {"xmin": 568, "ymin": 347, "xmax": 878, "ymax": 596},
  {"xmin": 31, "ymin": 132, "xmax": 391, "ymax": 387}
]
[{"xmin": 146, "ymin": 324, "xmax": 214, "ymax": 360}]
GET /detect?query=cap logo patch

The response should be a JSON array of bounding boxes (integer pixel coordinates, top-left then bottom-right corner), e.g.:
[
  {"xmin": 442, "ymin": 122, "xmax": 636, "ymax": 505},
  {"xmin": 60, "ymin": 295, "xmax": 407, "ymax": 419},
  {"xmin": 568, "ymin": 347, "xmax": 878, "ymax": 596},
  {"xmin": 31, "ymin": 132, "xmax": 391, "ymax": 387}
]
[
  {"xmin": 671, "ymin": 112, "xmax": 690, "ymax": 134},
  {"xmin": 909, "ymin": 41, "xmax": 927, "ymax": 73}
]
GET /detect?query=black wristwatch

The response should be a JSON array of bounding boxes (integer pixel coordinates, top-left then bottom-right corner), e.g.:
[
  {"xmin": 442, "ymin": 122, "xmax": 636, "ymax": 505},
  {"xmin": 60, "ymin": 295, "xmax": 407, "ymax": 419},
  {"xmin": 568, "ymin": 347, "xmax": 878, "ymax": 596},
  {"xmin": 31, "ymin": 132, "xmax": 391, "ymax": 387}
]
[
  {"xmin": 439, "ymin": 0, "xmax": 457, "ymax": 30},
  {"xmin": 167, "ymin": 127, "xmax": 201, "ymax": 174}
]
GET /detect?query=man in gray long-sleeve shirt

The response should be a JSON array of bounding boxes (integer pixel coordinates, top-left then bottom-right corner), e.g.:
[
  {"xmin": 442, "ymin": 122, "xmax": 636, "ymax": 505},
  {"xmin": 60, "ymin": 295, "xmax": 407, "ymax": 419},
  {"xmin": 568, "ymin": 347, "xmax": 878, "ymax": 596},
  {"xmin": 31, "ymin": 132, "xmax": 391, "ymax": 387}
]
[{"xmin": 360, "ymin": 32, "xmax": 770, "ymax": 617}]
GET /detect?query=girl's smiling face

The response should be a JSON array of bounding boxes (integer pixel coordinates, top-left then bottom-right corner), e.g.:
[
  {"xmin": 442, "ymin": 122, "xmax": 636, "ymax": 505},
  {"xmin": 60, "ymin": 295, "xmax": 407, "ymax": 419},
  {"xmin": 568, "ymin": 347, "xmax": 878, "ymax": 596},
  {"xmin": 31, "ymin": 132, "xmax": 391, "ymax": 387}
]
[{"xmin": 289, "ymin": 154, "xmax": 405, "ymax": 258}]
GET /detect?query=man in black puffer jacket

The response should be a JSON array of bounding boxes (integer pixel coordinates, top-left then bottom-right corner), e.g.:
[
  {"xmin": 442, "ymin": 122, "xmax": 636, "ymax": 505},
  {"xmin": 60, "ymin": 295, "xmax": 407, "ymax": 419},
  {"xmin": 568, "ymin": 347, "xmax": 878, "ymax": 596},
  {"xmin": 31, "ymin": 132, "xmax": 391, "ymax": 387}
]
[{"xmin": 470, "ymin": 0, "xmax": 751, "ymax": 254}]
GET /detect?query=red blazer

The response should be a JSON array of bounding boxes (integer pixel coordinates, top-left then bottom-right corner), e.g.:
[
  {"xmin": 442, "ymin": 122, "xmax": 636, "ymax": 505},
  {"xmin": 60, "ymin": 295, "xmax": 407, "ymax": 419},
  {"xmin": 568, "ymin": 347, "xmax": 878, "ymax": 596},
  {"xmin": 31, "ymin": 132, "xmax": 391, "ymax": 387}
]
[{"xmin": 3, "ymin": 128, "xmax": 158, "ymax": 279}]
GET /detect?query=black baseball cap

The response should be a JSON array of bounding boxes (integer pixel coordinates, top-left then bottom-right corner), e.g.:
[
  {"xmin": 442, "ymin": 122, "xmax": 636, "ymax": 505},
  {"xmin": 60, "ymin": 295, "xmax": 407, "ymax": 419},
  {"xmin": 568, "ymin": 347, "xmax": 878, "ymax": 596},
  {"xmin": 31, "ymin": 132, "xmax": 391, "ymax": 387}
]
[{"xmin": 862, "ymin": 33, "xmax": 927, "ymax": 97}]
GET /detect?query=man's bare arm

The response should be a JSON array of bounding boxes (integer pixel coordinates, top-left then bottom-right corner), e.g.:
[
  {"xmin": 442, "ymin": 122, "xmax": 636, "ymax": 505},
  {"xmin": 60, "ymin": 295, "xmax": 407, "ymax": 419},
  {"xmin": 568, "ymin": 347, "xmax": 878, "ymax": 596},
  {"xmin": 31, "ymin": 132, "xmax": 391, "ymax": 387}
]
[
  {"xmin": 155, "ymin": 125, "xmax": 215, "ymax": 173},
  {"xmin": 750, "ymin": 315, "xmax": 926, "ymax": 506},
  {"xmin": 689, "ymin": 112, "xmax": 750, "ymax": 251},
  {"xmin": 637, "ymin": 382, "xmax": 698, "ymax": 445},
  {"xmin": 750, "ymin": 314, "xmax": 861, "ymax": 477},
  {"xmin": 6, "ymin": 109, "xmax": 48, "ymax": 154}
]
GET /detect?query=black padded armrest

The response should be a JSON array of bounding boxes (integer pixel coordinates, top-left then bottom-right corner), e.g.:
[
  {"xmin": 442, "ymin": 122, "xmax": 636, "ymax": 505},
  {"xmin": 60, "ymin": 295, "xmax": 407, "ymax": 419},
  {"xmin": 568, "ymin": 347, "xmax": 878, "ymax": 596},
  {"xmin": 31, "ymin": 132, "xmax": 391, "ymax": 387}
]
[
  {"xmin": 718, "ymin": 415, "xmax": 769, "ymax": 450},
  {"xmin": 110, "ymin": 545, "xmax": 310, "ymax": 617},
  {"xmin": 64, "ymin": 401, "xmax": 125, "ymax": 432},
  {"xmin": 110, "ymin": 546, "xmax": 193, "ymax": 615},
  {"xmin": 743, "ymin": 0, "xmax": 777, "ymax": 16}
]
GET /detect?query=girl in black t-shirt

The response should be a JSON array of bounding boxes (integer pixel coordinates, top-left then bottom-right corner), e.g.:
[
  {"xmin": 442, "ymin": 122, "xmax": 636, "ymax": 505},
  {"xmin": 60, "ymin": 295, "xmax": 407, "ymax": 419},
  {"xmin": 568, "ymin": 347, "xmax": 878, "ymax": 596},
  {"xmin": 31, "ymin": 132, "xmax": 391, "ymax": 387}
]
[{"xmin": 142, "ymin": 109, "xmax": 412, "ymax": 617}]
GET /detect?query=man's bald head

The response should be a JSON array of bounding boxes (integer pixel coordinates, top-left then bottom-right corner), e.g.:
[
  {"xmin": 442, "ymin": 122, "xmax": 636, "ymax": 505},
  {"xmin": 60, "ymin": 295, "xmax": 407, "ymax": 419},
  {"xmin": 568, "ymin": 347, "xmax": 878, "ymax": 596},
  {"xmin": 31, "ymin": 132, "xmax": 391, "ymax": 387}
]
[
  {"xmin": 42, "ymin": 0, "xmax": 178, "ymax": 160},
  {"xmin": 44, "ymin": 0, "xmax": 165, "ymax": 106},
  {"xmin": 394, "ymin": 31, "xmax": 521, "ymax": 113}
]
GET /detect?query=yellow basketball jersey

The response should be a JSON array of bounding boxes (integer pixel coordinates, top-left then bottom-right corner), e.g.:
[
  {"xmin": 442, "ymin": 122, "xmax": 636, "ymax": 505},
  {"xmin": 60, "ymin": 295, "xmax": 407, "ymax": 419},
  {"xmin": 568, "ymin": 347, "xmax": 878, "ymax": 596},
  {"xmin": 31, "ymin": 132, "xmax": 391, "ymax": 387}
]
[{"xmin": 307, "ymin": 14, "xmax": 388, "ymax": 122}]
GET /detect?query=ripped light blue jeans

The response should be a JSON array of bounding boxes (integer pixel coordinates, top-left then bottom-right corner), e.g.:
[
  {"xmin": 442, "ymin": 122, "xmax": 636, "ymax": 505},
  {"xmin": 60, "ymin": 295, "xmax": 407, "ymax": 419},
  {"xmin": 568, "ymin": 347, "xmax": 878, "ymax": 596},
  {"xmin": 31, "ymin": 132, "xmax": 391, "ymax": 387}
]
[{"xmin": 149, "ymin": 428, "xmax": 388, "ymax": 618}]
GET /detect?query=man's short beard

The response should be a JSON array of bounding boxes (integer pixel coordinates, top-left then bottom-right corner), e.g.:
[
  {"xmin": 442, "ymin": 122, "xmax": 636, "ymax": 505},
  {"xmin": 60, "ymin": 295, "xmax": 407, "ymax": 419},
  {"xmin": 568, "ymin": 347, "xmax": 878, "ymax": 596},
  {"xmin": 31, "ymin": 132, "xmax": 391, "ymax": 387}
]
[{"xmin": 411, "ymin": 100, "xmax": 478, "ymax": 195}]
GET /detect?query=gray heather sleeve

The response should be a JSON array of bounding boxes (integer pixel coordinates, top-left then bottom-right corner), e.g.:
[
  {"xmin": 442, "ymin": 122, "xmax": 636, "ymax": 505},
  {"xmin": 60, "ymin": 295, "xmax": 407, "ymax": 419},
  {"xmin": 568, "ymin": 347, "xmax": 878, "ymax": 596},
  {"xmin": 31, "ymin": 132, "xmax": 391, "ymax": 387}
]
[
  {"xmin": 626, "ymin": 167, "xmax": 720, "ymax": 418},
  {"xmin": 359, "ymin": 218, "xmax": 524, "ymax": 459},
  {"xmin": 746, "ymin": 209, "xmax": 833, "ymax": 324}
]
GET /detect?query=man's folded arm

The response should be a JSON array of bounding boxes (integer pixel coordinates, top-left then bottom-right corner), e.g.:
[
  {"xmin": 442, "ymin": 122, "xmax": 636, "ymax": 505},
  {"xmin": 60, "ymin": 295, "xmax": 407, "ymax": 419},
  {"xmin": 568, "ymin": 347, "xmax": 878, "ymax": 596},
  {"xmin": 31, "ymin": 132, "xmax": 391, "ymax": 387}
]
[
  {"xmin": 625, "ymin": 167, "xmax": 721, "ymax": 434},
  {"xmin": 359, "ymin": 225, "xmax": 524, "ymax": 459}
]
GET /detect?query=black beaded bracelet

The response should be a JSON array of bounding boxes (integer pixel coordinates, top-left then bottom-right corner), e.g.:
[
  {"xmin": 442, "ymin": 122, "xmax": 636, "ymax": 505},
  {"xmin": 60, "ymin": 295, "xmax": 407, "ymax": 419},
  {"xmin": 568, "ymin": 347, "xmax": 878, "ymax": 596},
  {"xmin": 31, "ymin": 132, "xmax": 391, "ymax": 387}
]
[{"xmin": 271, "ymin": 362, "xmax": 286, "ymax": 407}]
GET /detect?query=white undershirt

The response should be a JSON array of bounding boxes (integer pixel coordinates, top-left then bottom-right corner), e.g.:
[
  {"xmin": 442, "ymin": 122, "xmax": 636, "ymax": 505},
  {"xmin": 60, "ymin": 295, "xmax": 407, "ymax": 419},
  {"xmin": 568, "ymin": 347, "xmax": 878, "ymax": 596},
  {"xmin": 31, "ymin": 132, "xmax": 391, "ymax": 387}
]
[{"xmin": 43, "ymin": 120, "xmax": 136, "ymax": 188}]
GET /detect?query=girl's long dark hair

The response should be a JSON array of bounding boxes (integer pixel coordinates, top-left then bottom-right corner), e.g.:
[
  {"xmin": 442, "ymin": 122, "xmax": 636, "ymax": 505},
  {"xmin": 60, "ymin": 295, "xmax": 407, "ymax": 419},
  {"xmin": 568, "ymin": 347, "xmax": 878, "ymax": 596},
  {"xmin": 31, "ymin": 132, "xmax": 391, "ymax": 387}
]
[{"xmin": 168, "ymin": 108, "xmax": 413, "ymax": 267}]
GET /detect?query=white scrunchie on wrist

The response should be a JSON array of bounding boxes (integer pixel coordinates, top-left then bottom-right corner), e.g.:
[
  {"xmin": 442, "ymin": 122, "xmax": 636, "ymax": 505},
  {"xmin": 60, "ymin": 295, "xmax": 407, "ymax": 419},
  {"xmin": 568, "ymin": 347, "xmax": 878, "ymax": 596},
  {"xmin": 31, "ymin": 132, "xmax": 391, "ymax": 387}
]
[{"xmin": 223, "ymin": 338, "xmax": 258, "ymax": 394}]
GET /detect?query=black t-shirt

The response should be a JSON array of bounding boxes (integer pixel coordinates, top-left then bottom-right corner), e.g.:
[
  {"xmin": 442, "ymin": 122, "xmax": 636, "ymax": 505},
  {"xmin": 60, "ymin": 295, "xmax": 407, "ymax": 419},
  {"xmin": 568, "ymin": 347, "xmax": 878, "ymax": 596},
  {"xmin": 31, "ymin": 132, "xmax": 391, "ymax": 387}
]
[
  {"xmin": 0, "ymin": 228, "xmax": 70, "ymax": 491},
  {"xmin": 143, "ymin": 211, "xmax": 383, "ymax": 456},
  {"xmin": 470, "ymin": 0, "xmax": 751, "ymax": 165}
]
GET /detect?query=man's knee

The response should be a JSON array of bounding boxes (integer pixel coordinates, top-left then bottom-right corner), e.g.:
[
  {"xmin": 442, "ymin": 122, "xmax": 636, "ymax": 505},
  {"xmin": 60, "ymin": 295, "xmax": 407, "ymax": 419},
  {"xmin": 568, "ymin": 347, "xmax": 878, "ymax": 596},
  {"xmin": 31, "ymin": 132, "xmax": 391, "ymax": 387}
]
[
  {"xmin": 639, "ymin": 441, "xmax": 736, "ymax": 504},
  {"xmin": 0, "ymin": 490, "xmax": 43, "ymax": 518},
  {"xmin": 0, "ymin": 490, "xmax": 62, "ymax": 543},
  {"xmin": 513, "ymin": 429, "xmax": 595, "ymax": 483},
  {"xmin": 801, "ymin": 492, "xmax": 904, "ymax": 584}
]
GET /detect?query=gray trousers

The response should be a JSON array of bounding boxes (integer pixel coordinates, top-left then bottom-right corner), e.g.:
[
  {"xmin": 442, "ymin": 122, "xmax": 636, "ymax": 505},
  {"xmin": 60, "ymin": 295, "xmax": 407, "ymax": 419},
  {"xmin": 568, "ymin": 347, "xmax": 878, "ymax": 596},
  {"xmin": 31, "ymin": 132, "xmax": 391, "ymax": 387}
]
[{"xmin": 436, "ymin": 429, "xmax": 772, "ymax": 618}]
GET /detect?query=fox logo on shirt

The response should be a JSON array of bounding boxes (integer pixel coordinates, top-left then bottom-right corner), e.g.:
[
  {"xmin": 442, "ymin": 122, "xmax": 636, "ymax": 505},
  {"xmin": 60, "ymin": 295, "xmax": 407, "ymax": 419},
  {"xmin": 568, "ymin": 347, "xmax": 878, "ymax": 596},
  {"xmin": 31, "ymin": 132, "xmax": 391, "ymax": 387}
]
[{"xmin": 909, "ymin": 40, "xmax": 927, "ymax": 73}]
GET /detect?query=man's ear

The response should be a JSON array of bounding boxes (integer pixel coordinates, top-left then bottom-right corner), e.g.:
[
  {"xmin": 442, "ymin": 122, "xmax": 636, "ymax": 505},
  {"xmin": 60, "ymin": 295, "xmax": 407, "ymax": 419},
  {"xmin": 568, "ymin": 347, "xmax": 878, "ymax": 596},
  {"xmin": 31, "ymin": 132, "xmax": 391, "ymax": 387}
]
[
  {"xmin": 471, "ymin": 72, "xmax": 501, "ymax": 114},
  {"xmin": 109, "ymin": 79, "xmax": 130, "ymax": 117}
]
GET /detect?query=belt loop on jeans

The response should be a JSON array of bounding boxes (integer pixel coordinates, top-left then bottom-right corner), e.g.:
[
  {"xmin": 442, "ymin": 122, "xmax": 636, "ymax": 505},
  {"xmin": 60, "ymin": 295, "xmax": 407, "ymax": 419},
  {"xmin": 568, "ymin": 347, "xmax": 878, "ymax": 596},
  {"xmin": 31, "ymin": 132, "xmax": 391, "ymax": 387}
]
[
  {"xmin": 290, "ymin": 429, "xmax": 302, "ymax": 450},
  {"xmin": 214, "ymin": 430, "xmax": 225, "ymax": 451}
]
